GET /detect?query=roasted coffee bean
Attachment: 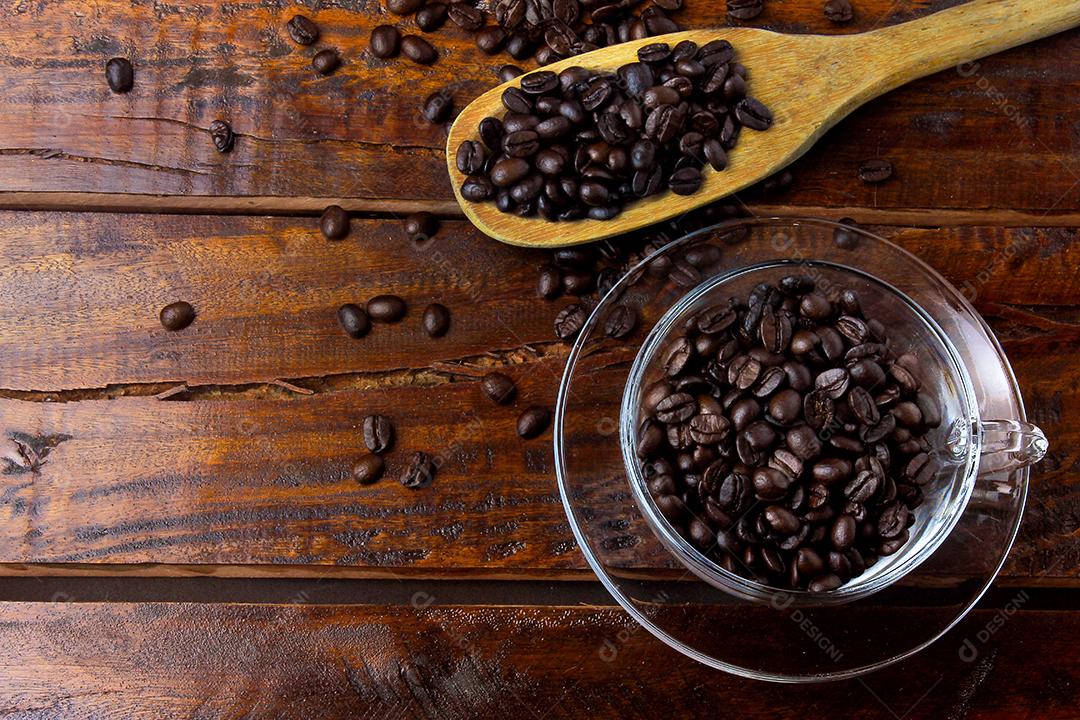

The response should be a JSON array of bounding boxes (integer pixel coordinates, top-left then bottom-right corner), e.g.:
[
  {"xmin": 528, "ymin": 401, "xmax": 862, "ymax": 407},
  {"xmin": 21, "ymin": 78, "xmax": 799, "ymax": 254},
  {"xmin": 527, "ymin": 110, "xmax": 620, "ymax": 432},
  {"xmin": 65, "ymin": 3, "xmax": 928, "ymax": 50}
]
[
  {"xmin": 604, "ymin": 305, "xmax": 638, "ymax": 338},
  {"xmin": 401, "ymin": 451, "xmax": 436, "ymax": 489},
  {"xmin": 401, "ymin": 35, "xmax": 438, "ymax": 64},
  {"xmin": 833, "ymin": 218, "xmax": 860, "ymax": 249},
  {"xmin": 370, "ymin": 25, "xmax": 401, "ymax": 58},
  {"xmin": 481, "ymin": 372, "xmax": 517, "ymax": 404},
  {"xmin": 287, "ymin": 14, "xmax": 319, "ymax": 44},
  {"xmin": 824, "ymin": 0, "xmax": 854, "ymax": 23},
  {"xmin": 461, "ymin": 176, "xmax": 495, "ymax": 201},
  {"xmin": 447, "ymin": 2, "xmax": 484, "ymax": 30},
  {"xmin": 554, "ymin": 303, "xmax": 587, "ymax": 340},
  {"xmin": 366, "ymin": 294, "xmax": 407, "ymax": 323},
  {"xmin": 517, "ymin": 406, "xmax": 551, "ymax": 439},
  {"xmin": 337, "ymin": 303, "xmax": 371, "ymax": 339},
  {"xmin": 638, "ymin": 42, "xmax": 672, "ymax": 63},
  {"xmin": 537, "ymin": 264, "xmax": 563, "ymax": 299},
  {"xmin": 353, "ymin": 454, "xmax": 385, "ymax": 485},
  {"xmin": 422, "ymin": 90, "xmax": 453, "ymax": 124},
  {"xmin": 209, "ymin": 120, "xmax": 235, "ymax": 153},
  {"xmin": 363, "ymin": 414, "xmax": 394, "ymax": 454},
  {"xmin": 320, "ymin": 205, "xmax": 350, "ymax": 240},
  {"xmin": 669, "ymin": 167, "xmax": 703, "ymax": 195},
  {"xmin": 312, "ymin": 48, "xmax": 341, "ymax": 75},
  {"xmin": 521, "ymin": 70, "xmax": 560, "ymax": 95},
  {"xmin": 416, "ymin": 3, "xmax": 449, "ymax": 31},
  {"xmin": 735, "ymin": 97, "xmax": 773, "ymax": 129},
  {"xmin": 815, "ymin": 367, "xmax": 850, "ymax": 399},
  {"xmin": 858, "ymin": 158, "xmax": 894, "ymax": 183},
  {"xmin": 847, "ymin": 386, "xmax": 880, "ymax": 425},
  {"xmin": 160, "ymin": 301, "xmax": 195, "ymax": 331},
  {"xmin": 403, "ymin": 212, "xmax": 439, "ymax": 241},
  {"xmin": 498, "ymin": 64, "xmax": 525, "ymax": 83},
  {"xmin": 656, "ymin": 393, "xmax": 696, "ymax": 424},
  {"xmin": 105, "ymin": 57, "xmax": 134, "ymax": 93},
  {"xmin": 728, "ymin": 0, "xmax": 764, "ymax": 19},
  {"xmin": 421, "ymin": 303, "xmax": 451, "ymax": 337},
  {"xmin": 476, "ymin": 26, "xmax": 508, "ymax": 54}
]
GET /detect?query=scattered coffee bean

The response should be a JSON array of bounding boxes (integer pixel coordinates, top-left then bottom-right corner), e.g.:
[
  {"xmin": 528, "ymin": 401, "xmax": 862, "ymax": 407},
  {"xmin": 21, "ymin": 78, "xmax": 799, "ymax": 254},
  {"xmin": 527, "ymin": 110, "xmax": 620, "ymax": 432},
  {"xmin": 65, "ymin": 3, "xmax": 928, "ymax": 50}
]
[
  {"xmin": 401, "ymin": 451, "xmax": 436, "ymax": 489},
  {"xmin": 727, "ymin": 0, "xmax": 764, "ymax": 20},
  {"xmin": 422, "ymin": 303, "xmax": 451, "ymax": 337},
  {"xmin": 370, "ymin": 25, "xmax": 402, "ymax": 58},
  {"xmin": 353, "ymin": 454, "xmax": 385, "ymax": 484},
  {"xmin": 824, "ymin": 0, "xmax": 854, "ymax": 23},
  {"xmin": 159, "ymin": 301, "xmax": 195, "ymax": 331},
  {"xmin": 363, "ymin": 414, "xmax": 395, "ymax": 454},
  {"xmin": 476, "ymin": 26, "xmax": 508, "ymax": 54},
  {"xmin": 833, "ymin": 217, "xmax": 860, "ymax": 249},
  {"xmin": 209, "ymin": 120, "xmax": 235, "ymax": 153},
  {"xmin": 105, "ymin": 57, "xmax": 134, "ymax": 93},
  {"xmin": 367, "ymin": 294, "xmax": 407, "ymax": 323},
  {"xmin": 455, "ymin": 39, "xmax": 771, "ymax": 222},
  {"xmin": 517, "ymin": 406, "xmax": 551, "ymax": 439},
  {"xmin": 638, "ymin": 275, "xmax": 938, "ymax": 591},
  {"xmin": 481, "ymin": 372, "xmax": 517, "ymax": 404},
  {"xmin": 337, "ymin": 303, "xmax": 371, "ymax": 338},
  {"xmin": 554, "ymin": 303, "xmax": 587, "ymax": 340},
  {"xmin": 422, "ymin": 89, "xmax": 454, "ymax": 124},
  {"xmin": 498, "ymin": 64, "xmax": 525, "ymax": 83},
  {"xmin": 403, "ymin": 212, "xmax": 439, "ymax": 240},
  {"xmin": 538, "ymin": 264, "xmax": 563, "ymax": 299},
  {"xmin": 401, "ymin": 35, "xmax": 438, "ymax": 65},
  {"xmin": 312, "ymin": 48, "xmax": 341, "ymax": 75},
  {"xmin": 320, "ymin": 205, "xmax": 350, "ymax": 240},
  {"xmin": 604, "ymin": 304, "xmax": 638, "ymax": 338},
  {"xmin": 417, "ymin": 3, "xmax": 449, "ymax": 31},
  {"xmin": 387, "ymin": 0, "xmax": 424, "ymax": 15},
  {"xmin": 287, "ymin": 14, "xmax": 319, "ymax": 45},
  {"xmin": 858, "ymin": 158, "xmax": 894, "ymax": 183}
]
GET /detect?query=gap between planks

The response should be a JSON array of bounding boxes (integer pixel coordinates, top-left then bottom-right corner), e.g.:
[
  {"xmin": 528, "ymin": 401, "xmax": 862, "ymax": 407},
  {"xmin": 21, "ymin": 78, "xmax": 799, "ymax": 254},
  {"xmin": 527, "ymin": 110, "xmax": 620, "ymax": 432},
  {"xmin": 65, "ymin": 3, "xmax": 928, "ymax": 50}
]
[{"xmin": 4, "ymin": 192, "xmax": 1080, "ymax": 228}]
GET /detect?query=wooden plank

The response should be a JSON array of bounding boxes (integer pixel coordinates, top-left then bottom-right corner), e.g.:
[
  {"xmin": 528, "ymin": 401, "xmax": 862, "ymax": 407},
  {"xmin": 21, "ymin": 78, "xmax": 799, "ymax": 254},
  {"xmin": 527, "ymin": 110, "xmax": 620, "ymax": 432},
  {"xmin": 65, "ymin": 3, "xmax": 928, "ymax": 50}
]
[
  {"xmin": 0, "ymin": 1, "xmax": 1079, "ymax": 213},
  {"xmin": 0, "ymin": 601, "xmax": 1076, "ymax": 718},
  {"xmin": 0, "ymin": 306, "xmax": 1075, "ymax": 579},
  {"xmin": 0, "ymin": 212, "xmax": 1077, "ymax": 390}
]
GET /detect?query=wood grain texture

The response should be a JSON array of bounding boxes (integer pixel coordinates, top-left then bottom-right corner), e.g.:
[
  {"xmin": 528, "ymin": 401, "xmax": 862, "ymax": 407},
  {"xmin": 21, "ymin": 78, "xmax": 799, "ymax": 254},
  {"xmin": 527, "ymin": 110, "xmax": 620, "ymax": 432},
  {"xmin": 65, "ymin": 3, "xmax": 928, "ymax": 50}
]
[
  {"xmin": 449, "ymin": 1, "xmax": 1080, "ymax": 246},
  {"xmin": 0, "ymin": 601, "xmax": 1077, "ymax": 718},
  {"xmin": 0, "ymin": 213, "xmax": 1077, "ymax": 390},
  {"xmin": 0, "ymin": 0, "xmax": 1079, "ymax": 215}
]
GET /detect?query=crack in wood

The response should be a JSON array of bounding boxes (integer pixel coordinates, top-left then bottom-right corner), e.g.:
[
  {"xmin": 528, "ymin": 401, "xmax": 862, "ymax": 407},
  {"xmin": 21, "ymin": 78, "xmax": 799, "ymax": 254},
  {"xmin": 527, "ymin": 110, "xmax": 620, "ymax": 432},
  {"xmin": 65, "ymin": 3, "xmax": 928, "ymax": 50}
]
[{"xmin": 0, "ymin": 148, "xmax": 211, "ymax": 177}]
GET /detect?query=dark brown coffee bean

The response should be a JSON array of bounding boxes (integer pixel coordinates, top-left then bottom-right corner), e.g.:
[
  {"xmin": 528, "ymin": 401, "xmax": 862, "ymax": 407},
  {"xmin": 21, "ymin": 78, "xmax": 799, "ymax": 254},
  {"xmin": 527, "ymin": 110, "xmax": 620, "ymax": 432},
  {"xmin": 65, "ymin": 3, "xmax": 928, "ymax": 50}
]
[
  {"xmin": 604, "ymin": 305, "xmax": 638, "ymax": 338},
  {"xmin": 638, "ymin": 42, "xmax": 672, "ymax": 63},
  {"xmin": 320, "ymin": 205, "xmax": 349, "ymax": 240},
  {"xmin": 370, "ymin": 25, "xmax": 401, "ymax": 58},
  {"xmin": 877, "ymin": 502, "xmax": 909, "ymax": 539},
  {"xmin": 401, "ymin": 35, "xmax": 438, "ymax": 64},
  {"xmin": 753, "ymin": 467, "xmax": 791, "ymax": 501},
  {"xmin": 417, "ymin": 3, "xmax": 449, "ymax": 31},
  {"xmin": 422, "ymin": 90, "xmax": 454, "ymax": 125},
  {"xmin": 656, "ymin": 393, "xmax": 696, "ymax": 424},
  {"xmin": 461, "ymin": 176, "xmax": 495, "ymax": 201},
  {"xmin": 824, "ymin": 0, "xmax": 854, "ymax": 23},
  {"xmin": 554, "ymin": 303, "xmax": 587, "ymax": 341},
  {"xmin": 421, "ymin": 303, "xmax": 451, "ymax": 338},
  {"xmin": 337, "ymin": 303, "xmax": 371, "ymax": 339},
  {"xmin": 847, "ymin": 386, "xmax": 879, "ymax": 425},
  {"xmin": 481, "ymin": 372, "xmax": 516, "ymax": 404},
  {"xmin": 816, "ymin": 368, "xmax": 850, "ymax": 400},
  {"xmin": 831, "ymin": 514, "xmax": 856, "ymax": 550},
  {"xmin": 287, "ymin": 14, "xmax": 319, "ymax": 44},
  {"xmin": 353, "ymin": 455, "xmax": 385, "ymax": 484},
  {"xmin": 366, "ymin": 294, "xmax": 407, "ymax": 323},
  {"xmin": 209, "ymin": 120, "xmax": 235, "ymax": 153},
  {"xmin": 669, "ymin": 167, "xmax": 703, "ymax": 195},
  {"xmin": 159, "ymin": 301, "xmax": 195, "ymax": 331},
  {"xmin": 727, "ymin": 0, "xmax": 763, "ymax": 20},
  {"xmin": 403, "ymin": 212, "xmax": 439, "ymax": 241},
  {"xmin": 517, "ymin": 406, "xmax": 551, "ymax": 439},
  {"xmin": 401, "ymin": 451, "xmax": 436, "ymax": 489},
  {"xmin": 803, "ymin": 390, "xmax": 834, "ymax": 430},
  {"xmin": 105, "ymin": 57, "xmax": 134, "ymax": 93},
  {"xmin": 859, "ymin": 158, "xmax": 894, "ymax": 183},
  {"xmin": 363, "ymin": 415, "xmax": 394, "ymax": 454},
  {"xmin": 447, "ymin": 1, "xmax": 484, "ymax": 29},
  {"xmin": 312, "ymin": 48, "xmax": 341, "ymax": 75},
  {"xmin": 833, "ymin": 218, "xmax": 860, "ymax": 249}
]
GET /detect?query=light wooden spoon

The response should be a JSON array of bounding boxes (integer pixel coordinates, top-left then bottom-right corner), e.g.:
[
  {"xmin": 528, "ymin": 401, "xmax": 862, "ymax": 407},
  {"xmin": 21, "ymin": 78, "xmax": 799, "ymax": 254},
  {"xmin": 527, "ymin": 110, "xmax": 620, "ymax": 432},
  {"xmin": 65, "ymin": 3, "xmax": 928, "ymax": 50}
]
[{"xmin": 446, "ymin": 0, "xmax": 1080, "ymax": 247}]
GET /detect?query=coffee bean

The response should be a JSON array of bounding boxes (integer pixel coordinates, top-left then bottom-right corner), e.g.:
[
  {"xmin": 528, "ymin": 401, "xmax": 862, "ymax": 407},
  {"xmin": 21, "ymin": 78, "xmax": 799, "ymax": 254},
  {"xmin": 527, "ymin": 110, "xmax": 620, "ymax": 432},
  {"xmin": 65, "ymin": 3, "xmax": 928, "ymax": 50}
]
[
  {"xmin": 859, "ymin": 158, "xmax": 894, "ymax": 183},
  {"xmin": 209, "ymin": 120, "xmax": 235, "ymax": 153},
  {"xmin": 448, "ymin": 2, "xmax": 484, "ymax": 30},
  {"xmin": 401, "ymin": 35, "xmax": 438, "ymax": 64},
  {"xmin": 477, "ymin": 27, "xmax": 508, "ymax": 54},
  {"xmin": 105, "ymin": 58, "xmax": 134, "ymax": 93},
  {"xmin": 401, "ymin": 451, "xmax": 436, "ymax": 489},
  {"xmin": 337, "ymin": 303, "xmax": 371, "ymax": 339},
  {"xmin": 554, "ymin": 303, "xmax": 587, "ymax": 340},
  {"xmin": 159, "ymin": 301, "xmax": 195, "ymax": 331},
  {"xmin": 320, "ymin": 205, "xmax": 349, "ymax": 240},
  {"xmin": 312, "ymin": 48, "xmax": 341, "ymax": 75},
  {"xmin": 669, "ymin": 167, "xmax": 703, "ymax": 195},
  {"xmin": 498, "ymin": 64, "xmax": 525, "ymax": 83},
  {"xmin": 422, "ymin": 90, "xmax": 453, "ymax": 123},
  {"xmin": 367, "ymin": 294, "xmax": 407, "ymax": 323},
  {"xmin": 833, "ymin": 218, "xmax": 860, "ymax": 249},
  {"xmin": 287, "ymin": 14, "xmax": 319, "ymax": 45},
  {"xmin": 403, "ymin": 212, "xmax": 439, "ymax": 241},
  {"xmin": 362, "ymin": 414, "xmax": 394, "ymax": 454},
  {"xmin": 353, "ymin": 455, "xmax": 385, "ymax": 485},
  {"xmin": 517, "ymin": 406, "xmax": 551, "ymax": 439},
  {"xmin": 604, "ymin": 304, "xmax": 638, "ymax": 338},
  {"xmin": 416, "ymin": 3, "xmax": 449, "ymax": 31},
  {"xmin": 734, "ymin": 97, "xmax": 773, "ymax": 130},
  {"xmin": 370, "ymin": 25, "xmax": 401, "ymax": 58},
  {"xmin": 481, "ymin": 372, "xmax": 517, "ymax": 404},
  {"xmin": 727, "ymin": 0, "xmax": 764, "ymax": 20},
  {"xmin": 421, "ymin": 303, "xmax": 451, "ymax": 338},
  {"xmin": 824, "ymin": 0, "xmax": 854, "ymax": 23}
]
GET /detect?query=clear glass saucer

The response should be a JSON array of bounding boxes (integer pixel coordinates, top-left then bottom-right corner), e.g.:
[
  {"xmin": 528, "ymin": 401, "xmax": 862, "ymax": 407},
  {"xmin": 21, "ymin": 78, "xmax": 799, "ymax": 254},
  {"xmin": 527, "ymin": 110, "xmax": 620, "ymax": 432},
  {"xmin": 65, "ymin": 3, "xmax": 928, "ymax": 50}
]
[{"xmin": 553, "ymin": 218, "xmax": 1043, "ymax": 682}]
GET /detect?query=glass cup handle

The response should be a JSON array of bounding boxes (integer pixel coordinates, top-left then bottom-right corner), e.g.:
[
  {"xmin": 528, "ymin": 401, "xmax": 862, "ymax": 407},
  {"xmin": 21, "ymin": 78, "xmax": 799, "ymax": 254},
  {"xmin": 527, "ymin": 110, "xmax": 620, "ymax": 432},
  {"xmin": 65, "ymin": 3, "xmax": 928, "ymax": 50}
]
[{"xmin": 977, "ymin": 419, "xmax": 1049, "ymax": 474}]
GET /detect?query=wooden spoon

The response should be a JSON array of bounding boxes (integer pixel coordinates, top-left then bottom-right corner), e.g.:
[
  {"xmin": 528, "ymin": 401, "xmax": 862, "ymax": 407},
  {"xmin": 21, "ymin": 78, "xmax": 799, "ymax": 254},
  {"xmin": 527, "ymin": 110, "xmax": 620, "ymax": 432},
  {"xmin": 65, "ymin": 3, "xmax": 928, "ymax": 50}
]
[{"xmin": 446, "ymin": 0, "xmax": 1080, "ymax": 247}]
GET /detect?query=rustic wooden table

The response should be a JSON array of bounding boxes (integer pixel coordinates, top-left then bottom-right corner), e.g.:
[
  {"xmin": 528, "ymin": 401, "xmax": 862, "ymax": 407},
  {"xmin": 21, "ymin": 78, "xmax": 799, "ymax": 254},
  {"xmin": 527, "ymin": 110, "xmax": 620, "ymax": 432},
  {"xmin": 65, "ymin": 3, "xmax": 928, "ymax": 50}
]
[{"xmin": 0, "ymin": 0, "xmax": 1078, "ymax": 717}]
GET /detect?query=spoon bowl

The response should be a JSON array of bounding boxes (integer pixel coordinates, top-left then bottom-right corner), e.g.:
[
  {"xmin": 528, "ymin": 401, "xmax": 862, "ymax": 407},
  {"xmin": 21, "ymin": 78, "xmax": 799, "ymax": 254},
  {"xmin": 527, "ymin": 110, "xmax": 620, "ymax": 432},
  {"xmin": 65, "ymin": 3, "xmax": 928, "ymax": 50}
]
[{"xmin": 446, "ymin": 0, "xmax": 1080, "ymax": 247}]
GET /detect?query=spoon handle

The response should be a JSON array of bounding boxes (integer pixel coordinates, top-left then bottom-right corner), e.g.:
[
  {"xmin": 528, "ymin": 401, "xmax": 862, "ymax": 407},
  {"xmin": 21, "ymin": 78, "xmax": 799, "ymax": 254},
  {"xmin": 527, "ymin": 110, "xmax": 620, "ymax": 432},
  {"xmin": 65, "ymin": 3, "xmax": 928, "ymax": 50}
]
[{"xmin": 858, "ymin": 0, "xmax": 1080, "ymax": 94}]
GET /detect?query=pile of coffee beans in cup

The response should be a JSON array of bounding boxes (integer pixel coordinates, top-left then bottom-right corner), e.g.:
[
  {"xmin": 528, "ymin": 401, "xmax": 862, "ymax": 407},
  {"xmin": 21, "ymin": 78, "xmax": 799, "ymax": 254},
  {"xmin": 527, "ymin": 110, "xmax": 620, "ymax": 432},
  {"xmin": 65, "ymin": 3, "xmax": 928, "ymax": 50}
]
[
  {"xmin": 636, "ymin": 275, "xmax": 942, "ymax": 591},
  {"xmin": 454, "ymin": 38, "xmax": 772, "ymax": 221}
]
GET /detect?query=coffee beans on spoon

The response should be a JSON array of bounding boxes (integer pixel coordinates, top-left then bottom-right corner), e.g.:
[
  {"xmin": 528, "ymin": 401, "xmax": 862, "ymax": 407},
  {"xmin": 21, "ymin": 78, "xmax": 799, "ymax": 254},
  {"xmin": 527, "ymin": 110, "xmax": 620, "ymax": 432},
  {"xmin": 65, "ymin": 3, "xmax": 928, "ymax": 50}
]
[
  {"xmin": 454, "ymin": 39, "xmax": 773, "ymax": 222},
  {"xmin": 637, "ymin": 276, "xmax": 941, "ymax": 592}
]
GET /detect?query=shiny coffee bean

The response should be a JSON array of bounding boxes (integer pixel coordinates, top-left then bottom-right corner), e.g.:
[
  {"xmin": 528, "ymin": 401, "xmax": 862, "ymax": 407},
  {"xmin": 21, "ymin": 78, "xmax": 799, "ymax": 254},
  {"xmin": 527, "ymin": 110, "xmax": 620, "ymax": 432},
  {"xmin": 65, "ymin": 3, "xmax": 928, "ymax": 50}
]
[
  {"xmin": 366, "ymin": 294, "xmax": 407, "ymax": 323},
  {"xmin": 105, "ymin": 57, "xmax": 134, "ymax": 93}
]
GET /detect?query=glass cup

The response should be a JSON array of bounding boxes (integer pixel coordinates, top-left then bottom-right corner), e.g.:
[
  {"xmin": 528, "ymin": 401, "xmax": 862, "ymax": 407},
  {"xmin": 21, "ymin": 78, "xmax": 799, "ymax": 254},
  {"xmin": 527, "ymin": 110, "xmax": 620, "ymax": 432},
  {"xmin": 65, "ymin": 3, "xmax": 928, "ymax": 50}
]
[{"xmin": 555, "ymin": 218, "xmax": 1047, "ymax": 681}]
